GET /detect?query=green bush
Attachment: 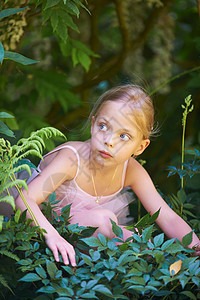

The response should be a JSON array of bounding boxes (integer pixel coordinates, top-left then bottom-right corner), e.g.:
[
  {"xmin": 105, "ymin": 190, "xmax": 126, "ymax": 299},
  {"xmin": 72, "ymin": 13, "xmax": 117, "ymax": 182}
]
[{"xmin": 0, "ymin": 203, "xmax": 200, "ymax": 300}]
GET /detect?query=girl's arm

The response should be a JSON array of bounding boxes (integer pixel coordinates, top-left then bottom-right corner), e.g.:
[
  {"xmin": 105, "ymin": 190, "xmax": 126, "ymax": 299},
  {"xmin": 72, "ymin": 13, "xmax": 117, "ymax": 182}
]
[
  {"xmin": 126, "ymin": 158, "xmax": 200, "ymax": 250},
  {"xmin": 16, "ymin": 147, "xmax": 78, "ymax": 266}
]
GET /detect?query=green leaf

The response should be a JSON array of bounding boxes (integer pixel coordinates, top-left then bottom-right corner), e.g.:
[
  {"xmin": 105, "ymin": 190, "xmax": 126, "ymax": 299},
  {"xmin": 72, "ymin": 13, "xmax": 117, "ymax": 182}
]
[
  {"xmin": 0, "ymin": 120, "xmax": 15, "ymax": 137},
  {"xmin": 161, "ymin": 238, "xmax": 175, "ymax": 250},
  {"xmin": 46, "ymin": 260, "xmax": 58, "ymax": 279},
  {"xmin": 110, "ymin": 219, "xmax": 123, "ymax": 239},
  {"xmin": 62, "ymin": 12, "xmax": 79, "ymax": 32},
  {"xmin": 180, "ymin": 291, "xmax": 197, "ymax": 300},
  {"xmin": 148, "ymin": 209, "xmax": 160, "ymax": 224},
  {"xmin": 14, "ymin": 208, "xmax": 21, "ymax": 223},
  {"xmin": 37, "ymin": 286, "xmax": 55, "ymax": 294},
  {"xmin": 72, "ymin": 48, "xmax": 78, "ymax": 66},
  {"xmin": 73, "ymin": 0, "xmax": 91, "ymax": 15},
  {"xmin": 182, "ymin": 230, "xmax": 194, "ymax": 247},
  {"xmin": 71, "ymin": 39, "xmax": 98, "ymax": 57},
  {"xmin": 19, "ymin": 273, "xmax": 41, "ymax": 282},
  {"xmin": 164, "ymin": 243, "xmax": 184, "ymax": 253},
  {"xmin": 103, "ymin": 270, "xmax": 115, "ymax": 281},
  {"xmin": 0, "ymin": 274, "xmax": 13, "ymax": 293},
  {"xmin": 81, "ymin": 236, "xmax": 102, "ymax": 247},
  {"xmin": 97, "ymin": 233, "xmax": 107, "ymax": 246},
  {"xmin": 0, "ymin": 112, "xmax": 14, "ymax": 118},
  {"xmin": 4, "ymin": 51, "xmax": 38, "ymax": 65},
  {"xmin": 50, "ymin": 10, "xmax": 59, "ymax": 31},
  {"xmin": 0, "ymin": 7, "xmax": 27, "ymax": 19},
  {"xmin": 44, "ymin": 0, "xmax": 60, "ymax": 9},
  {"xmin": 66, "ymin": 1, "xmax": 80, "ymax": 17},
  {"xmin": 77, "ymin": 50, "xmax": 91, "ymax": 71},
  {"xmin": 81, "ymin": 254, "xmax": 94, "ymax": 267},
  {"xmin": 0, "ymin": 42, "xmax": 4, "ymax": 64},
  {"xmin": 56, "ymin": 20, "xmax": 68, "ymax": 41},
  {"xmin": 35, "ymin": 266, "xmax": 47, "ymax": 279},
  {"xmin": 42, "ymin": 7, "xmax": 52, "ymax": 23},
  {"xmin": 153, "ymin": 233, "xmax": 164, "ymax": 247},
  {"xmin": 142, "ymin": 225, "xmax": 154, "ymax": 242},
  {"xmin": 92, "ymin": 284, "xmax": 113, "ymax": 297}
]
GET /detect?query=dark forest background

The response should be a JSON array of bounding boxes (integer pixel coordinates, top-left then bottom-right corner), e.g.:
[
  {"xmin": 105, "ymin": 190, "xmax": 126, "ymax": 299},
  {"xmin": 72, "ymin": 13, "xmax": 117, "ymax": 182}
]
[{"xmin": 1, "ymin": 0, "xmax": 200, "ymax": 195}]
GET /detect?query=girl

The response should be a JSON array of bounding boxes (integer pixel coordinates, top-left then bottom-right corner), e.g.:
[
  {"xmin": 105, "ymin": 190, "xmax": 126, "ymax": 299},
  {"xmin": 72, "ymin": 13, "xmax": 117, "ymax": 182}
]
[{"xmin": 16, "ymin": 85, "xmax": 200, "ymax": 267}]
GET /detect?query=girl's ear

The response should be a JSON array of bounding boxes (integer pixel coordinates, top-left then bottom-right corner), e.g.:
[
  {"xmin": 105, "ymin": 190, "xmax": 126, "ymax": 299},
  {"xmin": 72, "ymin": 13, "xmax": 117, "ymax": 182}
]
[{"xmin": 135, "ymin": 139, "xmax": 150, "ymax": 156}]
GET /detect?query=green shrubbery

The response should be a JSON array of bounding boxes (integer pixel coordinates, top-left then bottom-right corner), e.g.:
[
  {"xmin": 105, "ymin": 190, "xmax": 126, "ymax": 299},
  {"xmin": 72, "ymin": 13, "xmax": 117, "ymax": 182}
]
[{"xmin": 0, "ymin": 202, "xmax": 200, "ymax": 300}]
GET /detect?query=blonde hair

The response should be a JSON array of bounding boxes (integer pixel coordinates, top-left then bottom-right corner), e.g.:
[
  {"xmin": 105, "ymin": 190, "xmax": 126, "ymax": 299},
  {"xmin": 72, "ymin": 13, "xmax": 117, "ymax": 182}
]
[{"xmin": 90, "ymin": 84, "xmax": 156, "ymax": 139}]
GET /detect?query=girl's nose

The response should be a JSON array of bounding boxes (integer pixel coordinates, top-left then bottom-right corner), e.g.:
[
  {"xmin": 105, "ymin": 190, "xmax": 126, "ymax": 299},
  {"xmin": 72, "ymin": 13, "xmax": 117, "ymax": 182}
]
[{"xmin": 104, "ymin": 134, "xmax": 114, "ymax": 148}]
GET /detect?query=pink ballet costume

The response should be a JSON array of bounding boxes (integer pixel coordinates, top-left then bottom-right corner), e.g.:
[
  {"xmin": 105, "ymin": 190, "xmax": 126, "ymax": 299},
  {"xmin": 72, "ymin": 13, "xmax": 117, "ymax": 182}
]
[{"xmin": 27, "ymin": 145, "xmax": 134, "ymax": 226}]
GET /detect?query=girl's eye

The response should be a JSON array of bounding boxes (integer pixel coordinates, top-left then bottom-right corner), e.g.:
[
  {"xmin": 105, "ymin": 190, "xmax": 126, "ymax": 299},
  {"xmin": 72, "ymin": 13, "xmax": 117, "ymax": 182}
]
[
  {"xmin": 120, "ymin": 133, "xmax": 130, "ymax": 141},
  {"xmin": 99, "ymin": 123, "xmax": 107, "ymax": 131}
]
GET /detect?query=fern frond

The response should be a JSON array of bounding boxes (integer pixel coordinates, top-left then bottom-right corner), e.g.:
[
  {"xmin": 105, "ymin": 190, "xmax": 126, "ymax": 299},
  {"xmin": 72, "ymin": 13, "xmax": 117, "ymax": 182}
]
[
  {"xmin": 12, "ymin": 142, "xmax": 42, "ymax": 158},
  {"xmin": 27, "ymin": 138, "xmax": 44, "ymax": 153},
  {"xmin": 8, "ymin": 164, "xmax": 32, "ymax": 177},
  {"xmin": 0, "ymin": 179, "xmax": 28, "ymax": 194},
  {"xmin": 28, "ymin": 135, "xmax": 46, "ymax": 149},
  {"xmin": 30, "ymin": 127, "xmax": 66, "ymax": 140},
  {"xmin": 0, "ymin": 273, "xmax": 14, "ymax": 293},
  {"xmin": 15, "ymin": 150, "xmax": 43, "ymax": 161},
  {"xmin": 0, "ymin": 250, "xmax": 20, "ymax": 261},
  {"xmin": 0, "ymin": 195, "xmax": 15, "ymax": 210}
]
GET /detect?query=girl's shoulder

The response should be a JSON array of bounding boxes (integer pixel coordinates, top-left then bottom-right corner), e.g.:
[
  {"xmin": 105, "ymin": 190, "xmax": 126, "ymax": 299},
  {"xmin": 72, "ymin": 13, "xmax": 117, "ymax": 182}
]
[
  {"xmin": 124, "ymin": 157, "xmax": 150, "ymax": 187},
  {"xmin": 40, "ymin": 141, "xmax": 89, "ymax": 170}
]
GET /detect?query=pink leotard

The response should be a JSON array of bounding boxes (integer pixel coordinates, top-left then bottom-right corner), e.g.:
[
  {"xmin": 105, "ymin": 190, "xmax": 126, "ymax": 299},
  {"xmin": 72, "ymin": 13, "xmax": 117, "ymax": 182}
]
[{"xmin": 29, "ymin": 145, "xmax": 134, "ymax": 225}]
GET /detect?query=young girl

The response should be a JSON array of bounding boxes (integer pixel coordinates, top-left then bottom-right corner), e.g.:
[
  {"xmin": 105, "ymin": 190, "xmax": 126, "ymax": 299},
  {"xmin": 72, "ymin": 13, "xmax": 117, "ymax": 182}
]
[{"xmin": 16, "ymin": 85, "xmax": 200, "ymax": 267}]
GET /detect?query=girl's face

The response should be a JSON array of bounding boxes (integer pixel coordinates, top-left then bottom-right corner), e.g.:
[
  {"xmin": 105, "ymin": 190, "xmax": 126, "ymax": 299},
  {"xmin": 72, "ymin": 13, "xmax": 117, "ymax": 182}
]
[{"xmin": 90, "ymin": 100, "xmax": 150, "ymax": 167}]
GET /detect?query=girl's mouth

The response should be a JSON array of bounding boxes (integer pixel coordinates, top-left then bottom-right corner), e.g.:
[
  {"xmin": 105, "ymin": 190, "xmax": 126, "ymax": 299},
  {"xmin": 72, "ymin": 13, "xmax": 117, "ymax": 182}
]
[{"xmin": 99, "ymin": 150, "xmax": 112, "ymax": 158}]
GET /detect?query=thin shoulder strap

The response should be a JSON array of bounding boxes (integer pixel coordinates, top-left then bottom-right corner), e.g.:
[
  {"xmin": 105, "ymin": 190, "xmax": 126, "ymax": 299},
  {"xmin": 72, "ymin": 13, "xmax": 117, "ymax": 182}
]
[
  {"xmin": 38, "ymin": 145, "xmax": 80, "ymax": 178},
  {"xmin": 121, "ymin": 159, "xmax": 129, "ymax": 188}
]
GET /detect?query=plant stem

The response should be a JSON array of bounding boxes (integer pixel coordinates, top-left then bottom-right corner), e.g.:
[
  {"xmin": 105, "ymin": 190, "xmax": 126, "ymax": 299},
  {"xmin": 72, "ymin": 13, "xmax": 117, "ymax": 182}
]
[
  {"xmin": 10, "ymin": 174, "xmax": 40, "ymax": 228},
  {"xmin": 138, "ymin": 198, "xmax": 141, "ymax": 221},
  {"xmin": 181, "ymin": 95, "xmax": 193, "ymax": 190}
]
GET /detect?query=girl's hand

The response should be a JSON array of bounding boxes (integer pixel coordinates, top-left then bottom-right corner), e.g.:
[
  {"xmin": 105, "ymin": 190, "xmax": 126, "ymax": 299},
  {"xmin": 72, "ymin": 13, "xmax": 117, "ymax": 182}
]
[{"xmin": 45, "ymin": 232, "xmax": 76, "ymax": 266}]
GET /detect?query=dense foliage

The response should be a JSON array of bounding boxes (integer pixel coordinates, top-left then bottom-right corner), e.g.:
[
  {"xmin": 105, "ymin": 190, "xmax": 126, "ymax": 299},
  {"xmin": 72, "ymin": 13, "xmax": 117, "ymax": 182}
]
[
  {"xmin": 0, "ymin": 202, "xmax": 200, "ymax": 300},
  {"xmin": 0, "ymin": 1, "xmax": 200, "ymax": 299}
]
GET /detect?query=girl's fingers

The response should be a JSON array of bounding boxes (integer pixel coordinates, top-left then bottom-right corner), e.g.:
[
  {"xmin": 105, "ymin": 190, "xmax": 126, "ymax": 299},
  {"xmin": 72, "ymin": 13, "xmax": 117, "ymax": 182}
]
[
  {"xmin": 57, "ymin": 243, "xmax": 76, "ymax": 266},
  {"xmin": 66, "ymin": 244, "xmax": 76, "ymax": 267}
]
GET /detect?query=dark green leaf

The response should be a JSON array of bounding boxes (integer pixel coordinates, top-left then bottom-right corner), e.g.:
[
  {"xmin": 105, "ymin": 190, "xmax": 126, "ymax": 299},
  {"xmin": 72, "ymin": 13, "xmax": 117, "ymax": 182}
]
[
  {"xmin": 182, "ymin": 230, "xmax": 194, "ymax": 247},
  {"xmin": 19, "ymin": 273, "xmax": 41, "ymax": 282},
  {"xmin": 0, "ymin": 42, "xmax": 4, "ymax": 64},
  {"xmin": 46, "ymin": 260, "xmax": 58, "ymax": 279},
  {"xmin": 44, "ymin": 0, "xmax": 60, "ymax": 9},
  {"xmin": 81, "ymin": 236, "xmax": 102, "ymax": 247},
  {"xmin": 35, "ymin": 266, "xmax": 47, "ymax": 279},
  {"xmin": 0, "ymin": 112, "xmax": 14, "ymax": 118},
  {"xmin": 103, "ymin": 270, "xmax": 115, "ymax": 281},
  {"xmin": 180, "ymin": 291, "xmax": 197, "ymax": 300},
  {"xmin": 92, "ymin": 284, "xmax": 113, "ymax": 297},
  {"xmin": 4, "ymin": 51, "xmax": 38, "ymax": 65},
  {"xmin": 153, "ymin": 233, "xmax": 164, "ymax": 247},
  {"xmin": 0, "ymin": 120, "xmax": 15, "ymax": 137},
  {"xmin": 0, "ymin": 7, "xmax": 27, "ymax": 19},
  {"xmin": 66, "ymin": 1, "xmax": 80, "ymax": 16},
  {"xmin": 110, "ymin": 219, "xmax": 123, "ymax": 239}
]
